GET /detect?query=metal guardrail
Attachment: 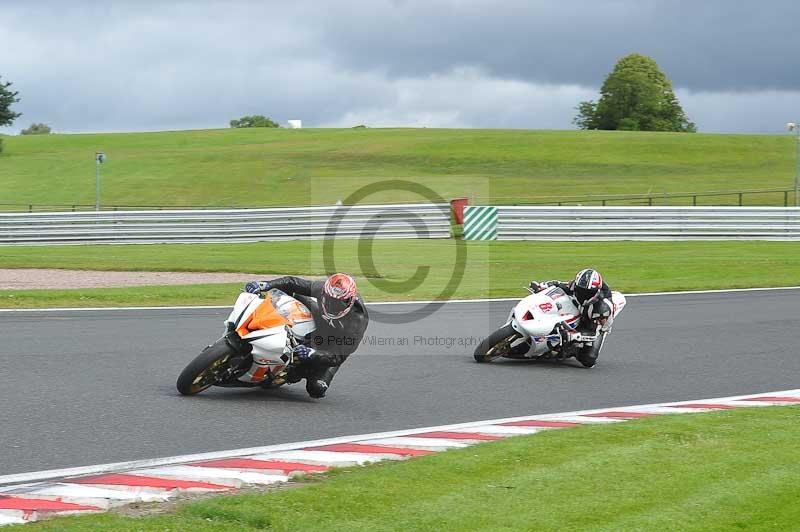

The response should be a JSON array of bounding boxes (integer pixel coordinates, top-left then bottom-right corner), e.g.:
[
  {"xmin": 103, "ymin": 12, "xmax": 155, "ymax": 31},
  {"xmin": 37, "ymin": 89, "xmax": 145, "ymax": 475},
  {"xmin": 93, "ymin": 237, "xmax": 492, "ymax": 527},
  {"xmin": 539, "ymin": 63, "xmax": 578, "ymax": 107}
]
[
  {"xmin": 0, "ymin": 201, "xmax": 415, "ymax": 212},
  {"xmin": 0, "ymin": 204, "xmax": 451, "ymax": 245},
  {"xmin": 495, "ymin": 206, "xmax": 800, "ymax": 240}
]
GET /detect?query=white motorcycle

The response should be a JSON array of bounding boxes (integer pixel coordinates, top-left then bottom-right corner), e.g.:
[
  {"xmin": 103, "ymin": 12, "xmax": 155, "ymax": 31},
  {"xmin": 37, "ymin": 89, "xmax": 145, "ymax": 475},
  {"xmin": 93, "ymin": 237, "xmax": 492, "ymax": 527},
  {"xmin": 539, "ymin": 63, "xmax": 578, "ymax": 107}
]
[
  {"xmin": 473, "ymin": 285, "xmax": 626, "ymax": 367},
  {"xmin": 176, "ymin": 289, "xmax": 316, "ymax": 395}
]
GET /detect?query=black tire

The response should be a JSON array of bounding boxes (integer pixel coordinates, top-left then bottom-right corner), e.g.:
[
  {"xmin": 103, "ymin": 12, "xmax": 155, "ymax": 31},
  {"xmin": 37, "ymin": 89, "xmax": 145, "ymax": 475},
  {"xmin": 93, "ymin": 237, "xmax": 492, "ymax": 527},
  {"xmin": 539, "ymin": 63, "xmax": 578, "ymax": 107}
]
[
  {"xmin": 474, "ymin": 324, "xmax": 521, "ymax": 363},
  {"xmin": 576, "ymin": 333, "xmax": 605, "ymax": 368},
  {"xmin": 176, "ymin": 339, "xmax": 236, "ymax": 395}
]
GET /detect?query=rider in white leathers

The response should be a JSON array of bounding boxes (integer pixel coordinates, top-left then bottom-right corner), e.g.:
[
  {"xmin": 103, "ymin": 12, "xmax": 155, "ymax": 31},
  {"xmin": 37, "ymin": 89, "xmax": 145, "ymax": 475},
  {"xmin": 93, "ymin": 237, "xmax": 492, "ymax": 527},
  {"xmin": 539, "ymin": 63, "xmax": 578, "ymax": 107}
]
[{"xmin": 529, "ymin": 268, "xmax": 614, "ymax": 346}]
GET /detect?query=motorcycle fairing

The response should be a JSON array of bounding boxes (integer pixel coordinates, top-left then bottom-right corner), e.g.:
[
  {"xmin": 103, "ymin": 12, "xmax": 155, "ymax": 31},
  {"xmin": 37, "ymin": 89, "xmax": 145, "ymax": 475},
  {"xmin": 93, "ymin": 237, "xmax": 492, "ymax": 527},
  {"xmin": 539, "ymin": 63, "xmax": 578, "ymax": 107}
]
[
  {"xmin": 225, "ymin": 290, "xmax": 316, "ymax": 383},
  {"xmin": 508, "ymin": 288, "xmax": 626, "ymax": 357}
]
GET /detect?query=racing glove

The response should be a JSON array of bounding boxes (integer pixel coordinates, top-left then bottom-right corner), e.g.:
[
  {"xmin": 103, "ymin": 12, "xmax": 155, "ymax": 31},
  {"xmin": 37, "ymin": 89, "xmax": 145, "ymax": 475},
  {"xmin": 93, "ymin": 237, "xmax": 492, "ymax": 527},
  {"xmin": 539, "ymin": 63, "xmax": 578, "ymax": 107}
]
[
  {"xmin": 292, "ymin": 344, "xmax": 317, "ymax": 362},
  {"xmin": 556, "ymin": 322, "xmax": 580, "ymax": 345},
  {"xmin": 530, "ymin": 280, "xmax": 559, "ymax": 292},
  {"xmin": 244, "ymin": 280, "xmax": 270, "ymax": 294}
]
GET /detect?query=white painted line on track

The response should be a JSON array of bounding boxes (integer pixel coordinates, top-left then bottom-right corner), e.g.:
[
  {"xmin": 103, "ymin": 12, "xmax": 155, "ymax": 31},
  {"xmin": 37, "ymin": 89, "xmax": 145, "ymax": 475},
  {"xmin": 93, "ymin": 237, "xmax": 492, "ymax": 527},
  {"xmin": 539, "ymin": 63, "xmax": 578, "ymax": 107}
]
[
  {"xmin": 2, "ymin": 388, "xmax": 798, "ymax": 487},
  {"xmin": 0, "ymin": 305, "xmax": 230, "ymax": 313},
  {"xmin": 0, "ymin": 285, "xmax": 799, "ymax": 313},
  {"xmin": 626, "ymin": 285, "xmax": 800, "ymax": 297}
]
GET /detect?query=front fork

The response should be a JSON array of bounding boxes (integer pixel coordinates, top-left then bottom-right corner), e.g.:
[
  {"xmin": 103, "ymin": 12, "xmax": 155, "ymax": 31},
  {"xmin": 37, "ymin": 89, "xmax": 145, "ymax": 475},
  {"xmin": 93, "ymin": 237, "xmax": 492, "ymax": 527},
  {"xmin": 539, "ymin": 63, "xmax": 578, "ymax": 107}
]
[{"xmin": 216, "ymin": 327, "xmax": 253, "ymax": 379}]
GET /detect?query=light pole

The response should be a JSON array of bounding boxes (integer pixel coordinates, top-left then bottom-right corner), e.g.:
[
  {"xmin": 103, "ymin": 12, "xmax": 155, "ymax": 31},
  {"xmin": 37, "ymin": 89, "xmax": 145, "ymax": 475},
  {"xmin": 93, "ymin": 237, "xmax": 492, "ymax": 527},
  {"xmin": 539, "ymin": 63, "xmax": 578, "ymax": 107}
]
[
  {"xmin": 95, "ymin": 152, "xmax": 106, "ymax": 211},
  {"xmin": 787, "ymin": 123, "xmax": 799, "ymax": 206}
]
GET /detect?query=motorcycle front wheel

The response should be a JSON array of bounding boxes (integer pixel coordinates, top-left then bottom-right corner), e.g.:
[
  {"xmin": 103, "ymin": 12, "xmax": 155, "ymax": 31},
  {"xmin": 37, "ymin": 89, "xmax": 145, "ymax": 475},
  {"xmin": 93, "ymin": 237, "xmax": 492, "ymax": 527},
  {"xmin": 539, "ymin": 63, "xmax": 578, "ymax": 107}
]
[
  {"xmin": 176, "ymin": 339, "xmax": 236, "ymax": 395},
  {"xmin": 474, "ymin": 324, "xmax": 521, "ymax": 363}
]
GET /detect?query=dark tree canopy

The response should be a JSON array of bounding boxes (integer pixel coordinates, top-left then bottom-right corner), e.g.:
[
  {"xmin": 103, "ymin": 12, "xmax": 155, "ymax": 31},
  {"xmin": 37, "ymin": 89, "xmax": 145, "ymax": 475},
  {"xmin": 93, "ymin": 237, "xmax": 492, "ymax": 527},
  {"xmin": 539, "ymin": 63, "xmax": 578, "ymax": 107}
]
[
  {"xmin": 0, "ymin": 76, "xmax": 21, "ymax": 127},
  {"xmin": 574, "ymin": 54, "xmax": 696, "ymax": 133},
  {"xmin": 229, "ymin": 115, "xmax": 280, "ymax": 128},
  {"xmin": 20, "ymin": 123, "xmax": 52, "ymax": 135}
]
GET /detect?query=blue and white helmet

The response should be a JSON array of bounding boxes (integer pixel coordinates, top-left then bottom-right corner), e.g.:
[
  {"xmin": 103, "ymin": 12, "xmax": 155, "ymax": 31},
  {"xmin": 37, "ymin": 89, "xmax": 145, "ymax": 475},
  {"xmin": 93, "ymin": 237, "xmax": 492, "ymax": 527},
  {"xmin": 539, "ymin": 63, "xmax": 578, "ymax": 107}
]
[{"xmin": 573, "ymin": 268, "xmax": 603, "ymax": 304}]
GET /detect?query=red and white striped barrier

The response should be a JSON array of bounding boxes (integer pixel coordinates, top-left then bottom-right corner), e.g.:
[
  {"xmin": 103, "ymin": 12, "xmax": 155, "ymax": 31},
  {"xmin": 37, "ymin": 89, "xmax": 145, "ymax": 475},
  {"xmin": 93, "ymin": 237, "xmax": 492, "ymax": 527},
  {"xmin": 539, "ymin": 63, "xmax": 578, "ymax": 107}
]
[{"xmin": 1, "ymin": 389, "xmax": 798, "ymax": 525}]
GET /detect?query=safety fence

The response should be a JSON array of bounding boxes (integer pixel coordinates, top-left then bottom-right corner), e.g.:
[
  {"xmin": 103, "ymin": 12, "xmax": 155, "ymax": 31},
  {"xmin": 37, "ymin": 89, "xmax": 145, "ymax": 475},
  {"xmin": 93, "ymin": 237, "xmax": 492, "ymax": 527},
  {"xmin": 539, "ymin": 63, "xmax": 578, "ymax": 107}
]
[
  {"xmin": 463, "ymin": 206, "xmax": 800, "ymax": 241},
  {"xmin": 490, "ymin": 187, "xmax": 797, "ymax": 207},
  {"xmin": 3, "ymin": 187, "xmax": 795, "ymax": 213},
  {"xmin": 0, "ymin": 204, "xmax": 451, "ymax": 245}
]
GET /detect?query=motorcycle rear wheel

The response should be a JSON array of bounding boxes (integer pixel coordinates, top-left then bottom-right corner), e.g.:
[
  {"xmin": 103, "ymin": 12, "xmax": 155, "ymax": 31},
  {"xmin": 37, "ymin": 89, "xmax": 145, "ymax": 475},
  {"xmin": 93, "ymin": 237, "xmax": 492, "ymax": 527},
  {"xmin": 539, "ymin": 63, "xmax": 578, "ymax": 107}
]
[
  {"xmin": 176, "ymin": 339, "xmax": 236, "ymax": 395},
  {"xmin": 474, "ymin": 324, "xmax": 521, "ymax": 363}
]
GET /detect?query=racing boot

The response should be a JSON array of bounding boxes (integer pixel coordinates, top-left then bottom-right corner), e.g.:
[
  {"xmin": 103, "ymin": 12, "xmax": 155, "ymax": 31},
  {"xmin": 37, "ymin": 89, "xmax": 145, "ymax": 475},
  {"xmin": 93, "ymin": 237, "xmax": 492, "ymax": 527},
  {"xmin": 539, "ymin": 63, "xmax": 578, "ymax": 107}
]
[
  {"xmin": 305, "ymin": 366, "xmax": 339, "ymax": 399},
  {"xmin": 306, "ymin": 378, "xmax": 329, "ymax": 398}
]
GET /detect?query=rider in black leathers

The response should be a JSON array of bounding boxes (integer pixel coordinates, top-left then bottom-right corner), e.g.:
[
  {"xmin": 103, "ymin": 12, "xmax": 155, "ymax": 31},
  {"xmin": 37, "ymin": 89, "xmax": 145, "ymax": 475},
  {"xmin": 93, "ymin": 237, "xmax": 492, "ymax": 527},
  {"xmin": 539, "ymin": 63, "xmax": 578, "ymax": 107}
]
[{"xmin": 244, "ymin": 274, "xmax": 368, "ymax": 398}]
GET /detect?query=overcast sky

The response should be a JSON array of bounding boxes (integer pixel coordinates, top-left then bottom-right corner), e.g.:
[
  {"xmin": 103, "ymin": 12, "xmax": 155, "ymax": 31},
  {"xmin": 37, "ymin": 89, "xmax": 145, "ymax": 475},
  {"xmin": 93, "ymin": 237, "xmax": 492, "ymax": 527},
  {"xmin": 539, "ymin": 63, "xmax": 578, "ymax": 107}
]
[{"xmin": 2, "ymin": 0, "xmax": 798, "ymax": 134}]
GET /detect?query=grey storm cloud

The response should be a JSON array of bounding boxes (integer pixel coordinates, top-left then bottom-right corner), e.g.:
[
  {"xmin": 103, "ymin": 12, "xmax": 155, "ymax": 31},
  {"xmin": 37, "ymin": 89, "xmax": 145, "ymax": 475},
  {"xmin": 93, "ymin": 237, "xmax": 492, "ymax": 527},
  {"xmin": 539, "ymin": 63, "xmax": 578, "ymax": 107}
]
[
  {"xmin": 320, "ymin": 0, "xmax": 800, "ymax": 92},
  {"xmin": 1, "ymin": 0, "xmax": 799, "ymax": 133}
]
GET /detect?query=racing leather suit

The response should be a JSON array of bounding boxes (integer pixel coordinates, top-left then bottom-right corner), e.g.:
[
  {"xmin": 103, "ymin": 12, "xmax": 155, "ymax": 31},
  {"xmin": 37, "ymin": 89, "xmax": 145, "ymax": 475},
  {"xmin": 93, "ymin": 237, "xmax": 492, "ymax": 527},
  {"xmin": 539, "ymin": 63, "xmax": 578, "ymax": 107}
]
[
  {"xmin": 531, "ymin": 279, "xmax": 613, "ymax": 346},
  {"xmin": 258, "ymin": 276, "xmax": 369, "ymax": 398}
]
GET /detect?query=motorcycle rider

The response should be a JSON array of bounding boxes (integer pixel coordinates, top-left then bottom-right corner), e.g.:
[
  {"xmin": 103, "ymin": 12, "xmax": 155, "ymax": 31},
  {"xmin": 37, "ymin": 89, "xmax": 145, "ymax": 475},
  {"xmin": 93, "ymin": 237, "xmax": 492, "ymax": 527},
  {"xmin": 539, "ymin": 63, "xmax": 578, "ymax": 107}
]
[
  {"xmin": 529, "ymin": 268, "xmax": 613, "ymax": 347},
  {"xmin": 244, "ymin": 273, "xmax": 368, "ymax": 398}
]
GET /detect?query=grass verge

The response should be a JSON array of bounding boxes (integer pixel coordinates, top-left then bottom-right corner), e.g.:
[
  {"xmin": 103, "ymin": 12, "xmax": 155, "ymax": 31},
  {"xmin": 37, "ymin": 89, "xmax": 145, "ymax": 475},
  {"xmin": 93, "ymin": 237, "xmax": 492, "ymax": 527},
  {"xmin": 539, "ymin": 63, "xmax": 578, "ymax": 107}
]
[
  {"xmin": 0, "ymin": 128, "xmax": 794, "ymax": 207},
  {"xmin": 1, "ymin": 240, "xmax": 799, "ymax": 308},
  {"xmin": 26, "ymin": 406, "xmax": 800, "ymax": 531}
]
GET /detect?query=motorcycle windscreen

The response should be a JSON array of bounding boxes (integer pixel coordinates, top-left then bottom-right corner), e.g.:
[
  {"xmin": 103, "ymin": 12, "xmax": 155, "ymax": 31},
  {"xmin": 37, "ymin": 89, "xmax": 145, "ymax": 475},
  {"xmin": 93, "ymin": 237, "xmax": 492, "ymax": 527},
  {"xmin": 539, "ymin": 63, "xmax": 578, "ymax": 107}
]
[
  {"xmin": 269, "ymin": 290, "xmax": 315, "ymax": 338},
  {"xmin": 269, "ymin": 290, "xmax": 313, "ymax": 324}
]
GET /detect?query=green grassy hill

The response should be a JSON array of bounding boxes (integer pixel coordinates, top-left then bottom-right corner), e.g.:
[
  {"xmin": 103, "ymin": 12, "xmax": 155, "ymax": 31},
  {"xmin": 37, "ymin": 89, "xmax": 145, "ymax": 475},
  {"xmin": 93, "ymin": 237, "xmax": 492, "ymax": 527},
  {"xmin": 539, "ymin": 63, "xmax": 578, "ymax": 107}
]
[{"xmin": 0, "ymin": 128, "xmax": 794, "ymax": 208}]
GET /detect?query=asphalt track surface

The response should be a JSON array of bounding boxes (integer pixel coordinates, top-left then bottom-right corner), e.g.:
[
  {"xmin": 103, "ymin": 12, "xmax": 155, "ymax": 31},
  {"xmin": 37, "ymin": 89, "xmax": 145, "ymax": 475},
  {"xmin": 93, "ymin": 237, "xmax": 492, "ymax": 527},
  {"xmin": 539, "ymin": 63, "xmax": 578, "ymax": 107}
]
[{"xmin": 2, "ymin": 289, "xmax": 799, "ymax": 476}]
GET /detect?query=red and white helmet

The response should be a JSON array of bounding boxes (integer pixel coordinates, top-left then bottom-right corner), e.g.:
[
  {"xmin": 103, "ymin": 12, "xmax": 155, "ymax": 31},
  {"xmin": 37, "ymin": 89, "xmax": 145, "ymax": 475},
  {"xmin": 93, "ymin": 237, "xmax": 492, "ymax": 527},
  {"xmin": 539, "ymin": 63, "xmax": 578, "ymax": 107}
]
[
  {"xmin": 321, "ymin": 273, "xmax": 358, "ymax": 320},
  {"xmin": 573, "ymin": 268, "xmax": 603, "ymax": 304}
]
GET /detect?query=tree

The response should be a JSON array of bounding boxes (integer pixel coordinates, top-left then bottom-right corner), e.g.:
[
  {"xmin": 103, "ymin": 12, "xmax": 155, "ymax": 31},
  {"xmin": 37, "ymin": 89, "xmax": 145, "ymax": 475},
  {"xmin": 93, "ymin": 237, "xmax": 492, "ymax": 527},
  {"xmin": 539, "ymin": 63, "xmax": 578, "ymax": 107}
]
[
  {"xmin": 574, "ymin": 54, "xmax": 696, "ymax": 133},
  {"xmin": 0, "ymin": 76, "xmax": 21, "ymax": 127},
  {"xmin": 20, "ymin": 123, "xmax": 51, "ymax": 135},
  {"xmin": 229, "ymin": 115, "xmax": 280, "ymax": 128},
  {"xmin": 0, "ymin": 76, "xmax": 19, "ymax": 156},
  {"xmin": 0, "ymin": 78, "xmax": 22, "ymax": 126}
]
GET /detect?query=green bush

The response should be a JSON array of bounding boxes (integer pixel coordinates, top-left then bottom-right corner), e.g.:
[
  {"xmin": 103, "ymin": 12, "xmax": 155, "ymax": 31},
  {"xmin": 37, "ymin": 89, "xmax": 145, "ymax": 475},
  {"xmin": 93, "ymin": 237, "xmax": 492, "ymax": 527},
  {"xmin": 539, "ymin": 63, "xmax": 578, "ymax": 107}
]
[
  {"xmin": 617, "ymin": 117, "xmax": 640, "ymax": 131},
  {"xmin": 20, "ymin": 123, "xmax": 51, "ymax": 135},
  {"xmin": 229, "ymin": 115, "xmax": 280, "ymax": 128}
]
